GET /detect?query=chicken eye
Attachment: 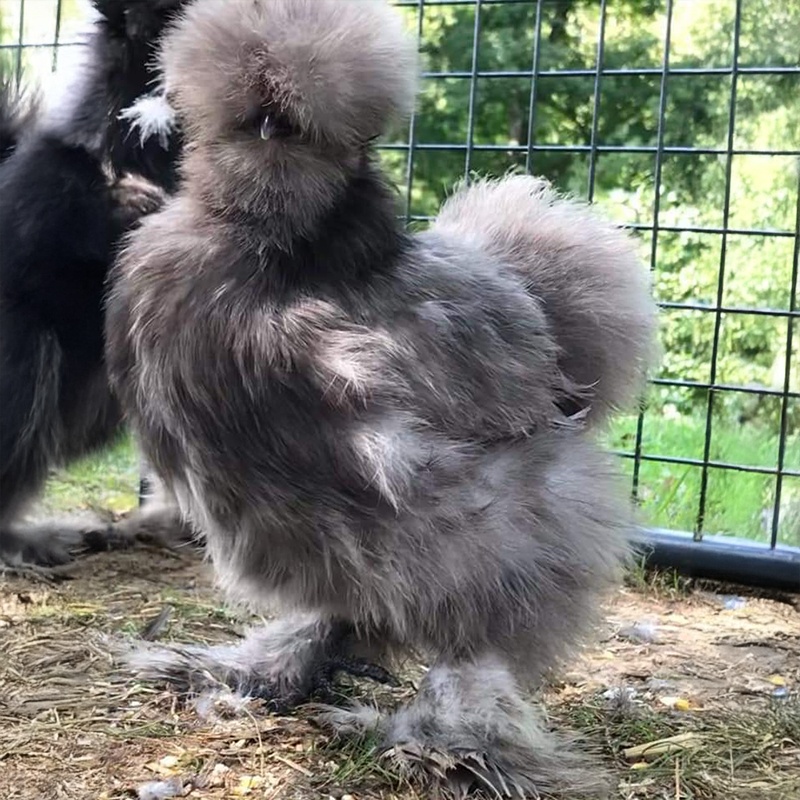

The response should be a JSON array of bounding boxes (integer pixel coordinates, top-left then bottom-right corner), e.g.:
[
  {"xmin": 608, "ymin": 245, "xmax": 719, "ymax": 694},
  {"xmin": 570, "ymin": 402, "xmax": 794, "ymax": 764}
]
[
  {"xmin": 259, "ymin": 113, "xmax": 297, "ymax": 140},
  {"xmin": 237, "ymin": 105, "xmax": 299, "ymax": 140}
]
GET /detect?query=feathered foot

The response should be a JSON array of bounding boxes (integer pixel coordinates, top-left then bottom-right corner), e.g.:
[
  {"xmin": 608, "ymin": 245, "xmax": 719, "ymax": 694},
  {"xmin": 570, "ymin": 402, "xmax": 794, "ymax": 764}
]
[
  {"xmin": 122, "ymin": 614, "xmax": 397, "ymax": 713},
  {"xmin": 0, "ymin": 530, "xmax": 79, "ymax": 582},
  {"xmin": 0, "ymin": 515, "xmax": 116, "ymax": 580},
  {"xmin": 110, "ymin": 173, "xmax": 169, "ymax": 231},
  {"xmin": 0, "ymin": 504, "xmax": 193, "ymax": 581},
  {"xmin": 0, "ymin": 526, "xmax": 84, "ymax": 571},
  {"xmin": 317, "ymin": 655, "xmax": 609, "ymax": 799},
  {"xmin": 105, "ymin": 502, "xmax": 197, "ymax": 553}
]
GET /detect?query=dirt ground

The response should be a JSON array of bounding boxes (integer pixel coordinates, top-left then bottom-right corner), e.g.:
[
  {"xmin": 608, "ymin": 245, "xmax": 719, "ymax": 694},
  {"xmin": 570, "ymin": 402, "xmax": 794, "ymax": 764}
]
[{"xmin": 1, "ymin": 543, "xmax": 798, "ymax": 800}]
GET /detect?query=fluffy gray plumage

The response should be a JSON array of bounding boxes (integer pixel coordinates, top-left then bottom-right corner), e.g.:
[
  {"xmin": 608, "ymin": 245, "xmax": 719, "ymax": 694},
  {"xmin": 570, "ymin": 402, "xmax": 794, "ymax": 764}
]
[{"xmin": 105, "ymin": 0, "xmax": 658, "ymax": 795}]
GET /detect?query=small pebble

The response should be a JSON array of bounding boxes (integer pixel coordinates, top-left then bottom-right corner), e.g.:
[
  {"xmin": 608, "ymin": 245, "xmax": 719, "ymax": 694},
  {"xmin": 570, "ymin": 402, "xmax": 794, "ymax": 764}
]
[{"xmin": 208, "ymin": 764, "xmax": 231, "ymax": 788}]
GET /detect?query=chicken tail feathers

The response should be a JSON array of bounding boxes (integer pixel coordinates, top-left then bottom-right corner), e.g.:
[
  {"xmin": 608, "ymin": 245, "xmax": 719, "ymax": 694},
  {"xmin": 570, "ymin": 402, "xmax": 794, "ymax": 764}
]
[{"xmin": 431, "ymin": 175, "xmax": 659, "ymax": 428}]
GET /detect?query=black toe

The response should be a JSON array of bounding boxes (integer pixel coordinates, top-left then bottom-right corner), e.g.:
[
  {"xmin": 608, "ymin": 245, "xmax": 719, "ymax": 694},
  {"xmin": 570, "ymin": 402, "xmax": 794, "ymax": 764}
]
[{"xmin": 311, "ymin": 655, "xmax": 399, "ymax": 702}]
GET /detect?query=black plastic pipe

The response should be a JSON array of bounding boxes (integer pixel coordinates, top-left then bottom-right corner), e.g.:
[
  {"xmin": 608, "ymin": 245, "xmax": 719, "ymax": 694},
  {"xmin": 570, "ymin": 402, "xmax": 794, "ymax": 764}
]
[{"xmin": 634, "ymin": 528, "xmax": 800, "ymax": 593}]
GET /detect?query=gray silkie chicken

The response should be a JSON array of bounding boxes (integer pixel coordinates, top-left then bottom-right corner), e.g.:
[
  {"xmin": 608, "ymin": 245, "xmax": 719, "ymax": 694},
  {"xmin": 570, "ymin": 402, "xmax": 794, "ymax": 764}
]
[{"xmin": 105, "ymin": 0, "xmax": 658, "ymax": 795}]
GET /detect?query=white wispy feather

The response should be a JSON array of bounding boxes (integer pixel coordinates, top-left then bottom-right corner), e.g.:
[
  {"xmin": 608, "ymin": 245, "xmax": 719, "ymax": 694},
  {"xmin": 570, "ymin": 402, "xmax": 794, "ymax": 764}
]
[{"xmin": 119, "ymin": 91, "xmax": 177, "ymax": 149}]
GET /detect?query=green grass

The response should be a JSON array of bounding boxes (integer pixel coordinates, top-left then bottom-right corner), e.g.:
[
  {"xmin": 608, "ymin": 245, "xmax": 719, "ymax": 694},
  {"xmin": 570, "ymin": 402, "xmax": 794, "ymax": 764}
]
[
  {"xmin": 40, "ymin": 435, "xmax": 140, "ymax": 517},
  {"xmin": 313, "ymin": 732, "xmax": 405, "ymax": 793},
  {"xmin": 41, "ymin": 411, "xmax": 800, "ymax": 546},
  {"xmin": 607, "ymin": 410, "xmax": 800, "ymax": 546}
]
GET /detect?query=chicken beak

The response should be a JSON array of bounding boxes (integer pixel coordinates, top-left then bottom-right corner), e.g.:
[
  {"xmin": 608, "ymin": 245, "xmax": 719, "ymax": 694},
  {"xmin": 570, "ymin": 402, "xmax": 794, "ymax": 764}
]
[{"xmin": 260, "ymin": 114, "xmax": 273, "ymax": 141}]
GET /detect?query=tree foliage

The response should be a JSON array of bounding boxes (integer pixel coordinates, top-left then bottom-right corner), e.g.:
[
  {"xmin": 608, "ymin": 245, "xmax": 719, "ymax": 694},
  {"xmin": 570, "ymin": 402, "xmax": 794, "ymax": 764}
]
[{"xmin": 380, "ymin": 0, "xmax": 799, "ymax": 430}]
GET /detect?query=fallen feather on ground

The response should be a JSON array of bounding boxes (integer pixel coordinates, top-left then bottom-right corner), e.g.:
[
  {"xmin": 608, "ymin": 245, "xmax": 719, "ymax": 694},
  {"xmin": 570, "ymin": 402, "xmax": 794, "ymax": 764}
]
[{"xmin": 136, "ymin": 777, "xmax": 187, "ymax": 800}]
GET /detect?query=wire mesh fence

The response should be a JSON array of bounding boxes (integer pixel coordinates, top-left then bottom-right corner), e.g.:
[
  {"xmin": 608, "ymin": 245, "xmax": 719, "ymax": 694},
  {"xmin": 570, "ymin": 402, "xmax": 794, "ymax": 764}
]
[{"xmin": 1, "ymin": 0, "xmax": 798, "ymax": 585}]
